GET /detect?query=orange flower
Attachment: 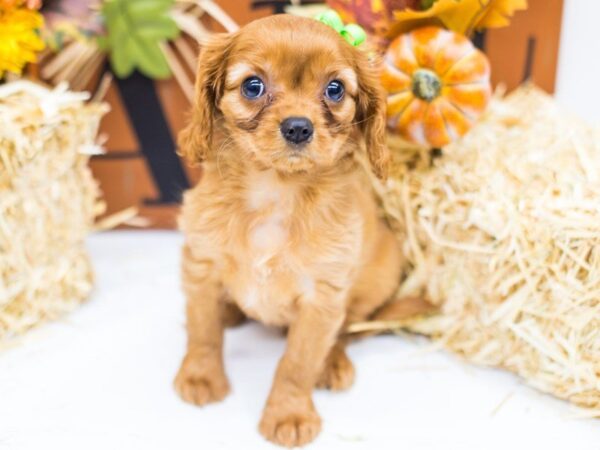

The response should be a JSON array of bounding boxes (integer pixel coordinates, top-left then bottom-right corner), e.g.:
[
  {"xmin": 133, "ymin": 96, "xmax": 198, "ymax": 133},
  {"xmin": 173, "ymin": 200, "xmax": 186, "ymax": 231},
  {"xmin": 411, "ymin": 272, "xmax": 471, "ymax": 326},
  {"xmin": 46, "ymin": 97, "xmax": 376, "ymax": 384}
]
[
  {"xmin": 26, "ymin": 0, "xmax": 42, "ymax": 9},
  {"xmin": 0, "ymin": 0, "xmax": 41, "ymax": 10}
]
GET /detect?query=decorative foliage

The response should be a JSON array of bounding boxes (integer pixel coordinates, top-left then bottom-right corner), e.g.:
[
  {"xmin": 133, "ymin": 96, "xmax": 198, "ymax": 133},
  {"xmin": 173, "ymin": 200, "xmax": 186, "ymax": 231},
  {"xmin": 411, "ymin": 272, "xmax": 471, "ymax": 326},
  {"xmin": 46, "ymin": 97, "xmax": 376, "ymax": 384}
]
[
  {"xmin": 0, "ymin": 1, "xmax": 45, "ymax": 77},
  {"xmin": 100, "ymin": 0, "xmax": 180, "ymax": 79},
  {"xmin": 381, "ymin": 26, "xmax": 491, "ymax": 147},
  {"xmin": 326, "ymin": 0, "xmax": 526, "ymax": 39},
  {"xmin": 389, "ymin": 0, "xmax": 528, "ymax": 37},
  {"xmin": 42, "ymin": 0, "xmax": 103, "ymax": 48},
  {"xmin": 37, "ymin": 1, "xmax": 237, "ymax": 98},
  {"xmin": 326, "ymin": 0, "xmax": 420, "ymax": 35},
  {"xmin": 324, "ymin": 0, "xmax": 527, "ymax": 147}
]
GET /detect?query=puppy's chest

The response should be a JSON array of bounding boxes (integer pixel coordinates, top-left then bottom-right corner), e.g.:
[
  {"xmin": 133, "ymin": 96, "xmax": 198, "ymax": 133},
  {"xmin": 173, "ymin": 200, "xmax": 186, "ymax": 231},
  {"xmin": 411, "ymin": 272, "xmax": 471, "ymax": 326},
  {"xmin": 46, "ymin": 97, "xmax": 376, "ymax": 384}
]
[{"xmin": 219, "ymin": 171, "xmax": 305, "ymax": 324}]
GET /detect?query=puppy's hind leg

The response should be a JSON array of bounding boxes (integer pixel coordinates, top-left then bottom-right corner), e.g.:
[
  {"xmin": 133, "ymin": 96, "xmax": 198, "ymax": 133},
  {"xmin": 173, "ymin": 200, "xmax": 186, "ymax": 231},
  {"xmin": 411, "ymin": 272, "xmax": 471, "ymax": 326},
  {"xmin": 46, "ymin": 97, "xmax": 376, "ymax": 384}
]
[
  {"xmin": 346, "ymin": 225, "xmax": 437, "ymax": 337},
  {"xmin": 174, "ymin": 245, "xmax": 230, "ymax": 406},
  {"xmin": 315, "ymin": 339, "xmax": 354, "ymax": 391},
  {"xmin": 345, "ymin": 223, "xmax": 406, "ymax": 329},
  {"xmin": 316, "ymin": 224, "xmax": 405, "ymax": 392}
]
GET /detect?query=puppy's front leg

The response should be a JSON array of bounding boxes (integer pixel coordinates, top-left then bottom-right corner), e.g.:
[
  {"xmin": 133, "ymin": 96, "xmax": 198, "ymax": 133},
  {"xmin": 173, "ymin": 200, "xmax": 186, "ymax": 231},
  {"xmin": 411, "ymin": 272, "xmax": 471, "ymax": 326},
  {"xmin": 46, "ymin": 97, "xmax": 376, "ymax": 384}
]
[
  {"xmin": 260, "ymin": 285, "xmax": 345, "ymax": 447},
  {"xmin": 175, "ymin": 245, "xmax": 229, "ymax": 406}
]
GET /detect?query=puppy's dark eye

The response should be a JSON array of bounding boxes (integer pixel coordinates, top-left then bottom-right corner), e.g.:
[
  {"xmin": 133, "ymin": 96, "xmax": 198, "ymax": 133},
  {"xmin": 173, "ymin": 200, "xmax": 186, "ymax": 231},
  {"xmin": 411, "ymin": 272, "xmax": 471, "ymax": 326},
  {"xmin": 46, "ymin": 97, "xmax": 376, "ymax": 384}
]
[
  {"xmin": 241, "ymin": 76, "xmax": 265, "ymax": 99},
  {"xmin": 325, "ymin": 80, "xmax": 344, "ymax": 102}
]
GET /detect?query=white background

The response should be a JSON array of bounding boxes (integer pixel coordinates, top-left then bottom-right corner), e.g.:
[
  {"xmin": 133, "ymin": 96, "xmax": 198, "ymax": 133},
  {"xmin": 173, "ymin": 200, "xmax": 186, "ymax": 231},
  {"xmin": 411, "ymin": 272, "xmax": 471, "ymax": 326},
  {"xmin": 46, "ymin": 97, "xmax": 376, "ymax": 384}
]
[
  {"xmin": 555, "ymin": 0, "xmax": 600, "ymax": 123},
  {"xmin": 1, "ymin": 232, "xmax": 598, "ymax": 450}
]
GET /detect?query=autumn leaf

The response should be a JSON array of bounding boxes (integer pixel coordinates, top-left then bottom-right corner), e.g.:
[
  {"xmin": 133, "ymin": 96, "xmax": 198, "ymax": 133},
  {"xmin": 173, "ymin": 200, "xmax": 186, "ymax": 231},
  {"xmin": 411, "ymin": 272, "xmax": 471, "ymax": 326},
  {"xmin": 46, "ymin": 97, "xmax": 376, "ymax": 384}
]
[
  {"xmin": 476, "ymin": 0, "xmax": 528, "ymax": 28},
  {"xmin": 388, "ymin": 0, "xmax": 527, "ymax": 38},
  {"xmin": 326, "ymin": 0, "xmax": 421, "ymax": 34}
]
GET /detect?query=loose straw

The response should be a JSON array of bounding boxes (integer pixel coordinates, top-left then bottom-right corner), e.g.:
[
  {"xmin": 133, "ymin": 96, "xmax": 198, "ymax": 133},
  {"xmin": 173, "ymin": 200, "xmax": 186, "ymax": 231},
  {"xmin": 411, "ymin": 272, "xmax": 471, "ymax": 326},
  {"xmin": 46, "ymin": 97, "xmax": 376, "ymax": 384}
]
[
  {"xmin": 0, "ymin": 81, "xmax": 107, "ymax": 341},
  {"xmin": 366, "ymin": 85, "xmax": 600, "ymax": 415}
]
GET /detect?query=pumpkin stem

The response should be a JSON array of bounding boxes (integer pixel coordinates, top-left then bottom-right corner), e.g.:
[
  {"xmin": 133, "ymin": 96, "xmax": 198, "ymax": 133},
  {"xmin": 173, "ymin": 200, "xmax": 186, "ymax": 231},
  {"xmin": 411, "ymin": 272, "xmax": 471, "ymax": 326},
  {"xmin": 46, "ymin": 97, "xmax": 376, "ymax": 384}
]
[{"xmin": 412, "ymin": 69, "xmax": 441, "ymax": 102}]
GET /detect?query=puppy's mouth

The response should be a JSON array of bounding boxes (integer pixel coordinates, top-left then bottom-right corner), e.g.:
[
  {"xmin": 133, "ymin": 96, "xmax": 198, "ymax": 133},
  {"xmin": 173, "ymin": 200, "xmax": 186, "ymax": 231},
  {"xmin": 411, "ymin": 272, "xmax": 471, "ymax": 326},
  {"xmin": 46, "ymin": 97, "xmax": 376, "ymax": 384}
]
[
  {"xmin": 285, "ymin": 140, "xmax": 312, "ymax": 155},
  {"xmin": 280, "ymin": 146, "xmax": 311, "ymax": 163},
  {"xmin": 264, "ymin": 142, "xmax": 315, "ymax": 173},
  {"xmin": 281, "ymin": 133, "xmax": 315, "ymax": 164}
]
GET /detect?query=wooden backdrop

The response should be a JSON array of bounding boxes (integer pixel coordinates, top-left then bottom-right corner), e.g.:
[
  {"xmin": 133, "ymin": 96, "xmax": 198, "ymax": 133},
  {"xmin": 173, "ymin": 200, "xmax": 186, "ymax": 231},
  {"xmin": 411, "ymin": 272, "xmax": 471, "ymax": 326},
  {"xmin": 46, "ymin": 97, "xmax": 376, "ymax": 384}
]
[{"xmin": 91, "ymin": 0, "xmax": 564, "ymax": 229}]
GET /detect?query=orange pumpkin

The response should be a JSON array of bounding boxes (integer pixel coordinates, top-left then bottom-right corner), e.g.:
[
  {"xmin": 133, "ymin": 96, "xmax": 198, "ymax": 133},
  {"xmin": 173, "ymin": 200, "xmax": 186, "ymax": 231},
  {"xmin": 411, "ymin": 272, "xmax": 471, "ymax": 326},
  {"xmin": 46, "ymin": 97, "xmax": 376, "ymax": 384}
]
[{"xmin": 381, "ymin": 26, "xmax": 492, "ymax": 148}]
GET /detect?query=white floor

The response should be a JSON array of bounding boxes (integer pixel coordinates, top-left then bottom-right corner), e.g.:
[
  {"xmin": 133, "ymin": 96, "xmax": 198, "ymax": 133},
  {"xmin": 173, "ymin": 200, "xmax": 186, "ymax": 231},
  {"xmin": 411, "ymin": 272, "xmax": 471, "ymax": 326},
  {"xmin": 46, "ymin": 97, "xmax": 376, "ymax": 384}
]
[{"xmin": 0, "ymin": 231, "xmax": 598, "ymax": 450}]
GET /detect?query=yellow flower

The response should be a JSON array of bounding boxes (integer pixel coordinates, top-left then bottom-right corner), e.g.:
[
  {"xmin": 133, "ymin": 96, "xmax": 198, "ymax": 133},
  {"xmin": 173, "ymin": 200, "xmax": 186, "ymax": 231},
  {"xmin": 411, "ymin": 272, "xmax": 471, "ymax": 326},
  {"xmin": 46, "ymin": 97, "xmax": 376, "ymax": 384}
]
[{"xmin": 0, "ymin": 7, "xmax": 45, "ymax": 77}]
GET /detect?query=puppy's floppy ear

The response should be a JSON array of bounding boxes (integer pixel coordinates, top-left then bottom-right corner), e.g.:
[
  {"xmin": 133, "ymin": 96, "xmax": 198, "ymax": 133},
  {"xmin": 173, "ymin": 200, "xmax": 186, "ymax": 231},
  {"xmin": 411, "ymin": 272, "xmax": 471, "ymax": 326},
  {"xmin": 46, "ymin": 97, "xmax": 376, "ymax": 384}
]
[
  {"xmin": 178, "ymin": 33, "xmax": 234, "ymax": 163},
  {"xmin": 354, "ymin": 54, "xmax": 389, "ymax": 180}
]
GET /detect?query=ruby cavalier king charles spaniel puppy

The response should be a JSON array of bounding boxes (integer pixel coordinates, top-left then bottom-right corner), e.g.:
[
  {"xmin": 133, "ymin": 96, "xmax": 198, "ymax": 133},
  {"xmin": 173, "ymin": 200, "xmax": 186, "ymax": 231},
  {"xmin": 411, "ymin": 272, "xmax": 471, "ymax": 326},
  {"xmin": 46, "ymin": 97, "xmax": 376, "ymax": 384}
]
[{"xmin": 175, "ymin": 14, "xmax": 414, "ymax": 447}]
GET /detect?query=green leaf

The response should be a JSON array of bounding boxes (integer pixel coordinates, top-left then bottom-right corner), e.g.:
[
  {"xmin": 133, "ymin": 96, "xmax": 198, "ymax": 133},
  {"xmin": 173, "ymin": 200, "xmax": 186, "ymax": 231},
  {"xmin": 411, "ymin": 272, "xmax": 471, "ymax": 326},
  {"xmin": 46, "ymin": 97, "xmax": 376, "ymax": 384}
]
[
  {"xmin": 127, "ymin": 0, "xmax": 172, "ymax": 19},
  {"xmin": 131, "ymin": 38, "xmax": 171, "ymax": 79},
  {"xmin": 135, "ymin": 18, "xmax": 179, "ymax": 40},
  {"xmin": 101, "ymin": 1, "xmax": 120, "ymax": 24},
  {"xmin": 108, "ymin": 13, "xmax": 132, "ymax": 47},
  {"xmin": 111, "ymin": 44, "xmax": 135, "ymax": 78},
  {"xmin": 100, "ymin": 0, "xmax": 179, "ymax": 79},
  {"xmin": 96, "ymin": 35, "xmax": 108, "ymax": 51}
]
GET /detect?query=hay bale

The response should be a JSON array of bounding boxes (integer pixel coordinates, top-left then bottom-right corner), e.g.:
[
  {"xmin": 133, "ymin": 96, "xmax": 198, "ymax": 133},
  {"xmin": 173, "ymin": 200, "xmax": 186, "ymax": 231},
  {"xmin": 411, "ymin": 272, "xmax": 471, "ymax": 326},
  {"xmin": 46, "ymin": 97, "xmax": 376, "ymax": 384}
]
[
  {"xmin": 373, "ymin": 85, "xmax": 600, "ymax": 415},
  {"xmin": 0, "ymin": 81, "xmax": 107, "ymax": 341}
]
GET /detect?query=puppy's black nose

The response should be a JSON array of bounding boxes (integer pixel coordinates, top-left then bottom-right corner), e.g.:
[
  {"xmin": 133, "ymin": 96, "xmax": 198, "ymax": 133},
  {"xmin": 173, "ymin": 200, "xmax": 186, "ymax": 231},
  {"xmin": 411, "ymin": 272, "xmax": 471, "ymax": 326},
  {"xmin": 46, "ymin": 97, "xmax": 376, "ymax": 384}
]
[{"xmin": 280, "ymin": 117, "xmax": 314, "ymax": 145}]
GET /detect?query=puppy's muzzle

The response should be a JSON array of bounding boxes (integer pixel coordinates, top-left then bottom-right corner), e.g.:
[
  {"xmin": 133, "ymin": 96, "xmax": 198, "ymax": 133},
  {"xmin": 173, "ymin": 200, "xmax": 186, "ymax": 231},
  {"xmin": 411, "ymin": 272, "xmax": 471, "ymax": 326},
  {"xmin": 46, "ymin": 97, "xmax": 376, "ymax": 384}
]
[{"xmin": 280, "ymin": 116, "xmax": 313, "ymax": 146}]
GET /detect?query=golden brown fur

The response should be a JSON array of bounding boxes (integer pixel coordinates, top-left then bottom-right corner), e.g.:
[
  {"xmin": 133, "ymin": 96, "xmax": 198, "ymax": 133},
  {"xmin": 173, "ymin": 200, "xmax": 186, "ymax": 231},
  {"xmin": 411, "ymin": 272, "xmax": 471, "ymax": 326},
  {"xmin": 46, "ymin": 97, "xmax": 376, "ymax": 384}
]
[{"xmin": 175, "ymin": 15, "xmax": 404, "ymax": 447}]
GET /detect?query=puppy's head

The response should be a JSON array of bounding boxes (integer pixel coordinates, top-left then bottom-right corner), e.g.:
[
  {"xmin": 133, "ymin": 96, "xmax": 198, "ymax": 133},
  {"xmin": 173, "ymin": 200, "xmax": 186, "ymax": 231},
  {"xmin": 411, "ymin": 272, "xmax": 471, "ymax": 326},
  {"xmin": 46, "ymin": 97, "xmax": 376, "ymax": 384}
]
[{"xmin": 179, "ymin": 14, "xmax": 388, "ymax": 179}]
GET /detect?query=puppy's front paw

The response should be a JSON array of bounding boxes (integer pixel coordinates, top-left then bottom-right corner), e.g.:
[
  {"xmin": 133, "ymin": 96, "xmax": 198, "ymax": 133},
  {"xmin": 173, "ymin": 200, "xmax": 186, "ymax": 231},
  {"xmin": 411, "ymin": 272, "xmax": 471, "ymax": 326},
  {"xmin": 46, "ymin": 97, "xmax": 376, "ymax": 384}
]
[
  {"xmin": 259, "ymin": 399, "xmax": 321, "ymax": 447},
  {"xmin": 316, "ymin": 347, "xmax": 355, "ymax": 391},
  {"xmin": 174, "ymin": 353, "xmax": 230, "ymax": 406}
]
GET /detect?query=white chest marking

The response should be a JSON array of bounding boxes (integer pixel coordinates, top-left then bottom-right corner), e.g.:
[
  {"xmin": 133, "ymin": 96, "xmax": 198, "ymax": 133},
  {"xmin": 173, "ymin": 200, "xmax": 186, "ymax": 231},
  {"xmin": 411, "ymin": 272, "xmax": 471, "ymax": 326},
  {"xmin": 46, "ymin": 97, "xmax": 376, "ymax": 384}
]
[
  {"xmin": 243, "ymin": 286, "xmax": 260, "ymax": 309},
  {"xmin": 246, "ymin": 170, "xmax": 294, "ymax": 253},
  {"xmin": 299, "ymin": 273, "xmax": 316, "ymax": 301},
  {"xmin": 247, "ymin": 169, "xmax": 283, "ymax": 210},
  {"xmin": 250, "ymin": 213, "xmax": 286, "ymax": 250}
]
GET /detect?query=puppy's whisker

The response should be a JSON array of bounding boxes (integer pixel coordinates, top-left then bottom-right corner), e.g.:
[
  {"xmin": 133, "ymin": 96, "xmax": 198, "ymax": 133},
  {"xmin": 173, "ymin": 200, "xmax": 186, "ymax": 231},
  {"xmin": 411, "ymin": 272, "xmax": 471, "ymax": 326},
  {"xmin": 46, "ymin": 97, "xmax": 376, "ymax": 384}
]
[
  {"xmin": 329, "ymin": 123, "xmax": 352, "ymax": 133},
  {"xmin": 351, "ymin": 113, "xmax": 378, "ymax": 127},
  {"xmin": 215, "ymin": 136, "xmax": 237, "ymax": 177}
]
